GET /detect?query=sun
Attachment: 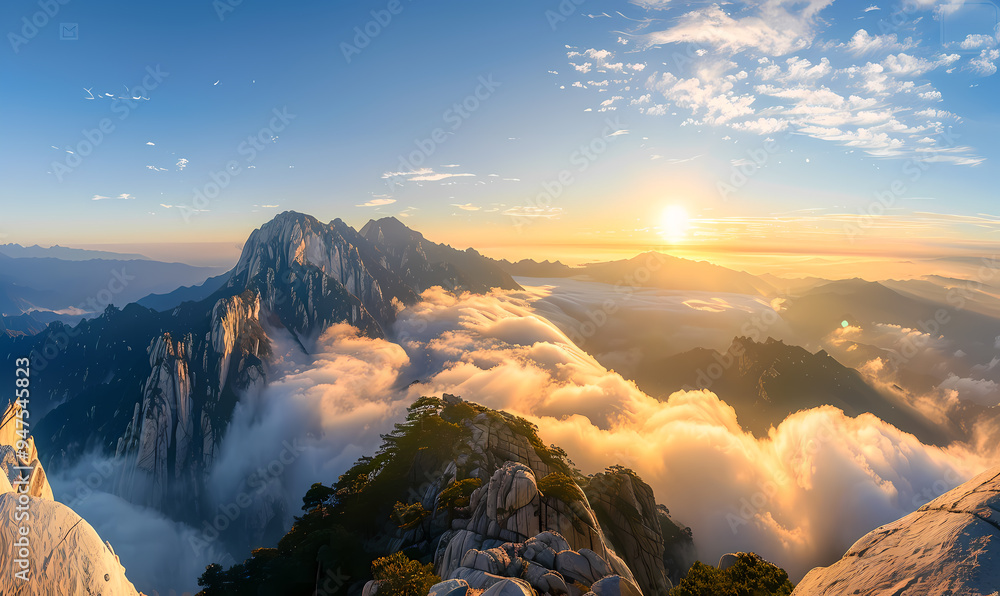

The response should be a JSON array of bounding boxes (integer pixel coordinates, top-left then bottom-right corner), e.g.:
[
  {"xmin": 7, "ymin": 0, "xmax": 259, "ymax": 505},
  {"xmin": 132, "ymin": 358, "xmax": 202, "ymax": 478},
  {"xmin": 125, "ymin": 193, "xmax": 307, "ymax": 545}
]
[{"xmin": 660, "ymin": 205, "xmax": 690, "ymax": 241}]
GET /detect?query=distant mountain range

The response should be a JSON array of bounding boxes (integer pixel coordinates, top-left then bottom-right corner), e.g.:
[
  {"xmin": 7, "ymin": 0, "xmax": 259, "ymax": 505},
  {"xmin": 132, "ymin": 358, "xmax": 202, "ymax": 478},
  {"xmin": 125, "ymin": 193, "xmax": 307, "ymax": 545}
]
[
  {"xmin": 497, "ymin": 252, "xmax": 776, "ymax": 296},
  {"xmin": 0, "ymin": 243, "xmax": 150, "ymax": 261},
  {"xmin": 0, "ymin": 251, "xmax": 224, "ymax": 319},
  {"xmin": 632, "ymin": 336, "xmax": 950, "ymax": 445}
]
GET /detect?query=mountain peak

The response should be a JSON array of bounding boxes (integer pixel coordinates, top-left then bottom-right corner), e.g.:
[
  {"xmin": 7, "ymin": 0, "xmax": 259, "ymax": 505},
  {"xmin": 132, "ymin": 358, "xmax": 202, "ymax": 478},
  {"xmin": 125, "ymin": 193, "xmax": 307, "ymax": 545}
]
[{"xmin": 359, "ymin": 216, "xmax": 423, "ymax": 246}]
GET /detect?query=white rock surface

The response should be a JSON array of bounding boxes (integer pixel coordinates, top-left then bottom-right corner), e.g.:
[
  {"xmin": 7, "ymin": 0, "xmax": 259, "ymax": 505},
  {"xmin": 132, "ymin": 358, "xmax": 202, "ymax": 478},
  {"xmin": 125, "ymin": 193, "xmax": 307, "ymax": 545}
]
[
  {"xmin": 794, "ymin": 467, "xmax": 1000, "ymax": 595},
  {"xmin": 428, "ymin": 578, "xmax": 471, "ymax": 596},
  {"xmin": 0, "ymin": 402, "xmax": 53, "ymax": 500},
  {"xmin": 480, "ymin": 578, "xmax": 535, "ymax": 596},
  {"xmin": 0, "ymin": 402, "xmax": 144, "ymax": 595}
]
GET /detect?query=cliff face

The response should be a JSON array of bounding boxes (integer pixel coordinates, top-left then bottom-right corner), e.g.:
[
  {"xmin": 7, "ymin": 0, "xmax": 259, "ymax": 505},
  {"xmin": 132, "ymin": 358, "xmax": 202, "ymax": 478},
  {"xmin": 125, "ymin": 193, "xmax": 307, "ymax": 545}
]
[
  {"xmin": 0, "ymin": 401, "xmax": 53, "ymax": 500},
  {"xmin": 359, "ymin": 216, "xmax": 522, "ymax": 294},
  {"xmin": 230, "ymin": 212, "xmax": 417, "ymax": 336},
  {"xmin": 113, "ymin": 292, "xmax": 268, "ymax": 515},
  {"xmin": 0, "ymin": 401, "xmax": 144, "ymax": 596},
  {"xmin": 793, "ymin": 466, "xmax": 1000, "ymax": 595}
]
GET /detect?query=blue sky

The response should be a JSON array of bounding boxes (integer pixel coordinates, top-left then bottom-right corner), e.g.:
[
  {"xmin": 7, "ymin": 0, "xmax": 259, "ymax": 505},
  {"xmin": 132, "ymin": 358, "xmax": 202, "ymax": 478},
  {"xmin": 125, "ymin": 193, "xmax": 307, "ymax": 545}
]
[{"xmin": 2, "ymin": 0, "xmax": 999, "ymax": 264}]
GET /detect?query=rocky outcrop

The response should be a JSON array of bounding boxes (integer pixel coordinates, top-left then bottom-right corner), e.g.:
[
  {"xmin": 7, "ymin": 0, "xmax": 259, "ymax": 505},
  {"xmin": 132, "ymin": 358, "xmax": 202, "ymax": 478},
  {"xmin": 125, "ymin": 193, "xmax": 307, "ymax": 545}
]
[
  {"xmin": 793, "ymin": 466, "xmax": 1000, "ymax": 595},
  {"xmin": 114, "ymin": 292, "xmax": 268, "ymax": 515},
  {"xmin": 114, "ymin": 333, "xmax": 194, "ymax": 509},
  {"xmin": 0, "ymin": 493, "xmax": 145, "ymax": 596},
  {"xmin": 346, "ymin": 396, "xmax": 690, "ymax": 596},
  {"xmin": 0, "ymin": 402, "xmax": 144, "ymax": 596},
  {"xmin": 0, "ymin": 402, "xmax": 52, "ymax": 501},
  {"xmin": 586, "ymin": 469, "xmax": 683, "ymax": 595},
  {"xmin": 433, "ymin": 462, "xmax": 642, "ymax": 596}
]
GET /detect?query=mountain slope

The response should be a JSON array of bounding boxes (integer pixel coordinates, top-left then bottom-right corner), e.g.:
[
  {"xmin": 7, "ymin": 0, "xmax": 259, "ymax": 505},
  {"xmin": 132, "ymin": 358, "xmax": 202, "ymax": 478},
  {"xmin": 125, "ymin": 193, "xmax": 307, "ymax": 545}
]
[
  {"xmin": 137, "ymin": 270, "xmax": 231, "ymax": 312},
  {"xmin": 793, "ymin": 466, "xmax": 1000, "ymax": 595},
  {"xmin": 360, "ymin": 217, "xmax": 522, "ymax": 293},
  {"xmin": 632, "ymin": 336, "xmax": 948, "ymax": 445}
]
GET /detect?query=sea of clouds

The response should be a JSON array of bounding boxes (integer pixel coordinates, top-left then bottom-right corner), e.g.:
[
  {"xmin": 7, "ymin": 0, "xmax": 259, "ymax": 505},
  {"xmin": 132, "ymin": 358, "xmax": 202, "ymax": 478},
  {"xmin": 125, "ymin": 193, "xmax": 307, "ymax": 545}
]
[{"xmin": 50, "ymin": 283, "xmax": 997, "ymax": 593}]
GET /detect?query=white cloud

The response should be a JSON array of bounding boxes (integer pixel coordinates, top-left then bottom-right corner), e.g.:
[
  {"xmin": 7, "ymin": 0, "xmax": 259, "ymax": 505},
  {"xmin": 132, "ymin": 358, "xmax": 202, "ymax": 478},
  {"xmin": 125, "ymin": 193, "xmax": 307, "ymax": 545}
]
[
  {"xmin": 91, "ymin": 193, "xmax": 135, "ymax": 201},
  {"xmin": 881, "ymin": 52, "xmax": 957, "ymax": 76},
  {"xmin": 630, "ymin": 0, "xmax": 671, "ymax": 9},
  {"xmin": 959, "ymin": 34, "xmax": 996, "ymax": 50},
  {"xmin": 640, "ymin": 1, "xmax": 833, "ymax": 56},
  {"xmin": 969, "ymin": 48, "xmax": 1000, "ymax": 75},
  {"xmin": 731, "ymin": 117, "xmax": 789, "ymax": 134},
  {"xmin": 356, "ymin": 198, "xmax": 396, "ymax": 207},
  {"xmin": 410, "ymin": 172, "xmax": 475, "ymax": 182},
  {"xmin": 145, "ymin": 141, "xmax": 155, "ymax": 146},
  {"xmin": 564, "ymin": 0, "xmax": 984, "ymax": 166},
  {"xmin": 175, "ymin": 158, "xmax": 189, "ymax": 171},
  {"xmin": 451, "ymin": 203, "xmax": 480, "ymax": 211},
  {"xmin": 844, "ymin": 29, "xmax": 916, "ymax": 55},
  {"xmin": 649, "ymin": 71, "xmax": 756, "ymax": 125},
  {"xmin": 382, "ymin": 168, "xmax": 474, "ymax": 183}
]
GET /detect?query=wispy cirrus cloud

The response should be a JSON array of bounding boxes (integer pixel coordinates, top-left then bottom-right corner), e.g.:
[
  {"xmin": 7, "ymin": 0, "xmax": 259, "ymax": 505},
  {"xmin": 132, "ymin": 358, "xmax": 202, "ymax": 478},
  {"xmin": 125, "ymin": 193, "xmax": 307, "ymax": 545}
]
[
  {"xmin": 382, "ymin": 167, "xmax": 475, "ymax": 183},
  {"xmin": 92, "ymin": 193, "xmax": 135, "ymax": 201},
  {"xmin": 357, "ymin": 198, "xmax": 397, "ymax": 207}
]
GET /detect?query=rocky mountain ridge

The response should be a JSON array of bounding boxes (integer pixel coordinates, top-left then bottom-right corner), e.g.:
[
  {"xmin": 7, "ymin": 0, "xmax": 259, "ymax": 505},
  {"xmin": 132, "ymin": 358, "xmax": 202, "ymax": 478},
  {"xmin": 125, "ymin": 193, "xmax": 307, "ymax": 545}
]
[{"xmin": 195, "ymin": 394, "xmax": 697, "ymax": 596}]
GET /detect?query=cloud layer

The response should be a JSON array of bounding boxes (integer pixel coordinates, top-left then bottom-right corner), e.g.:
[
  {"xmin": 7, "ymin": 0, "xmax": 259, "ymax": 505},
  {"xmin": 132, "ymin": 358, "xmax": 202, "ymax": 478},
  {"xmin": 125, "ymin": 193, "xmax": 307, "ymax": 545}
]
[{"xmin": 51, "ymin": 285, "xmax": 996, "ymax": 590}]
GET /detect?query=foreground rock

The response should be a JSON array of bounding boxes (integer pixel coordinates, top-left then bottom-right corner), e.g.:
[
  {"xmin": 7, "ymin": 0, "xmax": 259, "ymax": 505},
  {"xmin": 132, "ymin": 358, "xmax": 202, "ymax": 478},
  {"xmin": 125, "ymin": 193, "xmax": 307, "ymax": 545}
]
[
  {"xmin": 0, "ymin": 402, "xmax": 145, "ymax": 596},
  {"xmin": 434, "ymin": 462, "xmax": 643, "ymax": 596},
  {"xmin": 794, "ymin": 466, "xmax": 1000, "ymax": 595},
  {"xmin": 0, "ymin": 493, "xmax": 145, "ymax": 596}
]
